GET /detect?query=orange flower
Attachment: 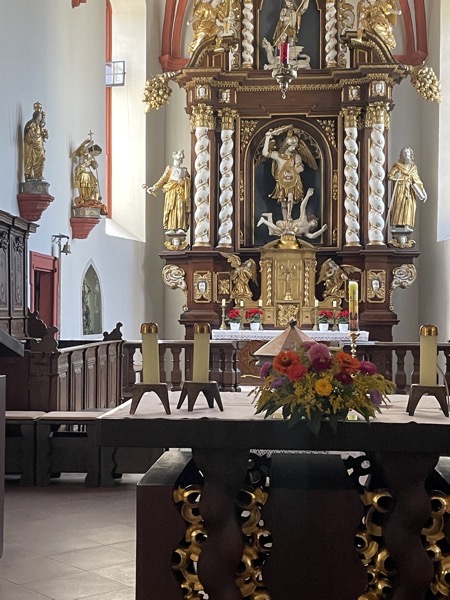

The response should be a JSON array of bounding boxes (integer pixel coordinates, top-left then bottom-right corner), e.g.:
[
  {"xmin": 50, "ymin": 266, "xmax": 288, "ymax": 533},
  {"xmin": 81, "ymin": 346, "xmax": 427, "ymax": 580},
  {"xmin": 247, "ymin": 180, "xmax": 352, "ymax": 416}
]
[
  {"xmin": 335, "ymin": 351, "xmax": 360, "ymax": 374},
  {"xmin": 273, "ymin": 350, "xmax": 299, "ymax": 374},
  {"xmin": 315, "ymin": 378, "xmax": 333, "ymax": 396}
]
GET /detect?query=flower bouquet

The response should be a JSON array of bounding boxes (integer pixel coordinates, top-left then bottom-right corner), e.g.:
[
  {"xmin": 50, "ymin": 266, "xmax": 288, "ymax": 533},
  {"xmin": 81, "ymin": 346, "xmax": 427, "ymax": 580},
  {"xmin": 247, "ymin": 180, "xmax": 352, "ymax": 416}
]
[
  {"xmin": 254, "ymin": 343, "xmax": 395, "ymax": 435},
  {"xmin": 318, "ymin": 310, "xmax": 333, "ymax": 324},
  {"xmin": 245, "ymin": 308, "xmax": 263, "ymax": 322},
  {"xmin": 227, "ymin": 308, "xmax": 242, "ymax": 330},
  {"xmin": 336, "ymin": 309, "xmax": 349, "ymax": 332}
]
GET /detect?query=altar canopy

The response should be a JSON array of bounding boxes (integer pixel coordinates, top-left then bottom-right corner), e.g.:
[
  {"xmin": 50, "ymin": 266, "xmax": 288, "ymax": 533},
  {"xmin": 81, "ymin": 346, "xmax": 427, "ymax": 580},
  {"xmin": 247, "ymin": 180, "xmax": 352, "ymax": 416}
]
[{"xmin": 150, "ymin": 0, "xmax": 439, "ymax": 342}]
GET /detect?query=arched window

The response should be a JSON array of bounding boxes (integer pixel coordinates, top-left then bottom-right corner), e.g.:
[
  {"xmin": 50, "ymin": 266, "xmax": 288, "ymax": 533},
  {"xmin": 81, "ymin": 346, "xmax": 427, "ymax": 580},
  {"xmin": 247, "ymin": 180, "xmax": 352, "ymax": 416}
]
[{"xmin": 82, "ymin": 264, "xmax": 103, "ymax": 335}]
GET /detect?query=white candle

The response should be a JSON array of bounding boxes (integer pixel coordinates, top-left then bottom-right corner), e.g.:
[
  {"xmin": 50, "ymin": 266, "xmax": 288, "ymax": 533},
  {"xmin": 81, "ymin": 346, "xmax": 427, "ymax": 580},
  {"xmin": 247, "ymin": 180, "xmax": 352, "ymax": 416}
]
[
  {"xmin": 258, "ymin": 299, "xmax": 263, "ymax": 307},
  {"xmin": 192, "ymin": 323, "xmax": 211, "ymax": 383},
  {"xmin": 419, "ymin": 325, "xmax": 438, "ymax": 386},
  {"xmin": 314, "ymin": 299, "xmax": 319, "ymax": 308},
  {"xmin": 221, "ymin": 298, "xmax": 226, "ymax": 307},
  {"xmin": 239, "ymin": 300, "xmax": 244, "ymax": 308},
  {"xmin": 348, "ymin": 281, "xmax": 359, "ymax": 331},
  {"xmin": 332, "ymin": 300, "xmax": 337, "ymax": 308},
  {"xmin": 141, "ymin": 323, "xmax": 160, "ymax": 384}
]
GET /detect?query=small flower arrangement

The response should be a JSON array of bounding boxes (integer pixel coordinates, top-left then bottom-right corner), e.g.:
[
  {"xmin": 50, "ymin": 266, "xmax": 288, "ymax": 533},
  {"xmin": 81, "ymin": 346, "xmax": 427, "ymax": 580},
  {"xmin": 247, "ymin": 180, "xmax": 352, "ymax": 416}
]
[
  {"xmin": 245, "ymin": 308, "xmax": 263, "ymax": 323},
  {"xmin": 336, "ymin": 310, "xmax": 349, "ymax": 324},
  {"xmin": 227, "ymin": 308, "xmax": 242, "ymax": 323},
  {"xmin": 254, "ymin": 343, "xmax": 395, "ymax": 436},
  {"xmin": 318, "ymin": 310, "xmax": 333, "ymax": 324}
]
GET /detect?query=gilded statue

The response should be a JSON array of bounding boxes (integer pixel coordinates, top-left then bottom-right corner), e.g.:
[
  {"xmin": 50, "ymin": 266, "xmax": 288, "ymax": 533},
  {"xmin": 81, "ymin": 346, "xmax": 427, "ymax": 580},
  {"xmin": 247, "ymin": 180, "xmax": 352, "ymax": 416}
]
[
  {"xmin": 317, "ymin": 259, "xmax": 360, "ymax": 299},
  {"xmin": 387, "ymin": 147, "xmax": 427, "ymax": 230},
  {"xmin": 262, "ymin": 125, "xmax": 318, "ymax": 222},
  {"xmin": 188, "ymin": 0, "xmax": 234, "ymax": 56},
  {"xmin": 273, "ymin": 0, "xmax": 310, "ymax": 45},
  {"xmin": 24, "ymin": 102, "xmax": 48, "ymax": 181},
  {"xmin": 357, "ymin": 0, "xmax": 401, "ymax": 50},
  {"xmin": 221, "ymin": 253, "xmax": 258, "ymax": 302},
  {"xmin": 144, "ymin": 150, "xmax": 191, "ymax": 233},
  {"xmin": 73, "ymin": 136, "xmax": 108, "ymax": 215}
]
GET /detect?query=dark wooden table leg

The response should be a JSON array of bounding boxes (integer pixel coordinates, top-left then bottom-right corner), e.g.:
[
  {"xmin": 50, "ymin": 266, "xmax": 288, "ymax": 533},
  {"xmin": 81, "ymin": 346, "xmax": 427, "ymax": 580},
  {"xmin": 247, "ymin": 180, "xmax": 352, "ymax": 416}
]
[
  {"xmin": 374, "ymin": 452, "xmax": 439, "ymax": 600},
  {"xmin": 192, "ymin": 447, "xmax": 249, "ymax": 600}
]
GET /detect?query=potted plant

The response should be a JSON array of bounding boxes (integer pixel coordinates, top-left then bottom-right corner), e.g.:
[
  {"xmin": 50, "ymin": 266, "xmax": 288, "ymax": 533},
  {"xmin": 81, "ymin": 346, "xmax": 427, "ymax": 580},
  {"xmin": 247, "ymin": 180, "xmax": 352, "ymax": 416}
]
[
  {"xmin": 318, "ymin": 310, "xmax": 333, "ymax": 331},
  {"xmin": 227, "ymin": 308, "xmax": 242, "ymax": 331},
  {"xmin": 245, "ymin": 308, "xmax": 263, "ymax": 331},
  {"xmin": 336, "ymin": 309, "xmax": 349, "ymax": 332}
]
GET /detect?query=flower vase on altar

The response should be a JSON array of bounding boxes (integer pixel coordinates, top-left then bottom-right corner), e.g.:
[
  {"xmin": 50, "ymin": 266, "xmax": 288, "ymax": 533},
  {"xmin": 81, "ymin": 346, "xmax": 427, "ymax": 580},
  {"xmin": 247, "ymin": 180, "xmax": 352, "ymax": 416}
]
[
  {"xmin": 318, "ymin": 323, "xmax": 329, "ymax": 332},
  {"xmin": 230, "ymin": 322, "xmax": 240, "ymax": 331},
  {"xmin": 250, "ymin": 322, "xmax": 260, "ymax": 331},
  {"xmin": 227, "ymin": 308, "xmax": 242, "ymax": 331}
]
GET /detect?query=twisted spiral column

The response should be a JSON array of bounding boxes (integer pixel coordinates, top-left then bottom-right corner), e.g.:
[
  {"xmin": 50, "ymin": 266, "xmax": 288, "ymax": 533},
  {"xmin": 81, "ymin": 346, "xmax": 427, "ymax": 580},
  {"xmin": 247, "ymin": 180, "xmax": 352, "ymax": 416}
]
[
  {"xmin": 342, "ymin": 108, "xmax": 361, "ymax": 246},
  {"xmin": 217, "ymin": 109, "xmax": 238, "ymax": 248},
  {"xmin": 190, "ymin": 104, "xmax": 215, "ymax": 247},
  {"xmin": 366, "ymin": 104, "xmax": 390, "ymax": 245},
  {"xmin": 242, "ymin": 2, "xmax": 255, "ymax": 69},
  {"xmin": 325, "ymin": 2, "xmax": 338, "ymax": 67}
]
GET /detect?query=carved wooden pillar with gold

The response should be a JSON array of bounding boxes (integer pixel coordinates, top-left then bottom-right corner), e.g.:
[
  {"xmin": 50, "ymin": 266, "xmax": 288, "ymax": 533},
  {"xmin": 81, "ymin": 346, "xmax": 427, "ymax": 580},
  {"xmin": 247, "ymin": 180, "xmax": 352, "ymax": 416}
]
[
  {"xmin": 190, "ymin": 104, "xmax": 216, "ymax": 248},
  {"xmin": 217, "ymin": 108, "xmax": 238, "ymax": 249},
  {"xmin": 341, "ymin": 107, "xmax": 362, "ymax": 247}
]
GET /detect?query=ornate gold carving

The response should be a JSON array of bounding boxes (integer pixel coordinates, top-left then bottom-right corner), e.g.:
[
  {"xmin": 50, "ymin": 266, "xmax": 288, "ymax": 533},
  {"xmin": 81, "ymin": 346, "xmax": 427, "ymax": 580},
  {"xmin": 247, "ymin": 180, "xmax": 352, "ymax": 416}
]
[
  {"xmin": 277, "ymin": 303, "xmax": 299, "ymax": 327},
  {"xmin": 218, "ymin": 108, "xmax": 238, "ymax": 131},
  {"xmin": 367, "ymin": 270, "xmax": 386, "ymax": 302},
  {"xmin": 239, "ymin": 173, "xmax": 245, "ymax": 202},
  {"xmin": 279, "ymin": 264, "xmax": 297, "ymax": 301},
  {"xmin": 240, "ymin": 119, "xmax": 258, "ymax": 151},
  {"xmin": 389, "ymin": 264, "xmax": 417, "ymax": 311},
  {"xmin": 317, "ymin": 119, "xmax": 337, "ymax": 149},
  {"xmin": 332, "ymin": 170, "xmax": 339, "ymax": 203},
  {"xmin": 193, "ymin": 271, "xmax": 212, "ymax": 302},
  {"xmin": 217, "ymin": 275, "xmax": 231, "ymax": 296},
  {"xmin": 260, "ymin": 259, "xmax": 273, "ymax": 306},
  {"xmin": 221, "ymin": 253, "xmax": 257, "ymax": 302},
  {"xmin": 348, "ymin": 85, "xmax": 361, "ymax": 101},
  {"xmin": 318, "ymin": 259, "xmax": 361, "ymax": 300},
  {"xmin": 410, "ymin": 64, "xmax": 442, "ymax": 103},
  {"xmin": 162, "ymin": 264, "xmax": 188, "ymax": 309},
  {"xmin": 219, "ymin": 89, "xmax": 231, "ymax": 103},
  {"xmin": 341, "ymin": 106, "xmax": 362, "ymax": 129},
  {"xmin": 142, "ymin": 72, "xmax": 179, "ymax": 112},
  {"xmin": 365, "ymin": 102, "xmax": 391, "ymax": 129},
  {"xmin": 239, "ymin": 83, "xmax": 341, "ymax": 93},
  {"xmin": 190, "ymin": 103, "xmax": 215, "ymax": 130},
  {"xmin": 195, "ymin": 84, "xmax": 211, "ymax": 100},
  {"xmin": 349, "ymin": 36, "xmax": 389, "ymax": 63}
]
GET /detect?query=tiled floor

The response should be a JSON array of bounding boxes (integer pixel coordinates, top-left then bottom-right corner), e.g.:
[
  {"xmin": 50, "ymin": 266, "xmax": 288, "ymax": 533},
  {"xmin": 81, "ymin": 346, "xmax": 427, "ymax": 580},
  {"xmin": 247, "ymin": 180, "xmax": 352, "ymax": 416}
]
[{"xmin": 1, "ymin": 475, "xmax": 140, "ymax": 599}]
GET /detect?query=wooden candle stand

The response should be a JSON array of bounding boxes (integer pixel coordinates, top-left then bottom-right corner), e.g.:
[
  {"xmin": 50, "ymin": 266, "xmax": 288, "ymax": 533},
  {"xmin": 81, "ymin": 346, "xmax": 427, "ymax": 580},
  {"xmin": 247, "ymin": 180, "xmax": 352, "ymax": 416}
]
[
  {"xmin": 177, "ymin": 381, "xmax": 224, "ymax": 412},
  {"xmin": 129, "ymin": 383, "xmax": 171, "ymax": 415},
  {"xmin": 406, "ymin": 384, "xmax": 449, "ymax": 417}
]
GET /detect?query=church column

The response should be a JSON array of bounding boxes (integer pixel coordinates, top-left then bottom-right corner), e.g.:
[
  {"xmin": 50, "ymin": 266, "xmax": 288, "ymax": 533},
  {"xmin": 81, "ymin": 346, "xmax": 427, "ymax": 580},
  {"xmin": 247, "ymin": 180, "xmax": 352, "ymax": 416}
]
[
  {"xmin": 325, "ymin": 1, "xmax": 338, "ymax": 67},
  {"xmin": 242, "ymin": 1, "xmax": 255, "ymax": 69},
  {"xmin": 342, "ymin": 107, "xmax": 362, "ymax": 247},
  {"xmin": 366, "ymin": 103, "xmax": 390, "ymax": 246},
  {"xmin": 190, "ymin": 104, "xmax": 216, "ymax": 248},
  {"xmin": 217, "ymin": 109, "xmax": 238, "ymax": 249}
]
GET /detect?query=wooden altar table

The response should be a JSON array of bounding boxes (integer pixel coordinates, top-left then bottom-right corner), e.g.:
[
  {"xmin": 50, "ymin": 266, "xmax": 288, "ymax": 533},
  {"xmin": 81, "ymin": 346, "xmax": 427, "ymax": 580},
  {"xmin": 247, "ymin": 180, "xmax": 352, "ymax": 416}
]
[{"xmin": 97, "ymin": 392, "xmax": 450, "ymax": 600}]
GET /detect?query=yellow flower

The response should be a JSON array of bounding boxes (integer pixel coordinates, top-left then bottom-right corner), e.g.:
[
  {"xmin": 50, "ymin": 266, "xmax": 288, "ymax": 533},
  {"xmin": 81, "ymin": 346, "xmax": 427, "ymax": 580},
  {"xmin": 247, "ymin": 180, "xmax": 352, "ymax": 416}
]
[{"xmin": 315, "ymin": 378, "xmax": 332, "ymax": 396}]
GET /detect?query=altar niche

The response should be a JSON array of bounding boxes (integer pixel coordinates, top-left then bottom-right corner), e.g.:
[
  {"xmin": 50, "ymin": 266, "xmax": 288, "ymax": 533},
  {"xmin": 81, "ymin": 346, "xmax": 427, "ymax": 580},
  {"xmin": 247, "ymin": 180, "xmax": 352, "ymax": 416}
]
[
  {"xmin": 243, "ymin": 119, "xmax": 335, "ymax": 249},
  {"xmin": 82, "ymin": 264, "xmax": 102, "ymax": 336}
]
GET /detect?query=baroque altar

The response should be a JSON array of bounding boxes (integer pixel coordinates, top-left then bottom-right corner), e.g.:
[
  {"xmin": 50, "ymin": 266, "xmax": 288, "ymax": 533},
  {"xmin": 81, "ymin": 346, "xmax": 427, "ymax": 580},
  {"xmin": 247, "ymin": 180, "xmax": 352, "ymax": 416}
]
[{"xmin": 150, "ymin": 0, "xmax": 439, "ymax": 341}]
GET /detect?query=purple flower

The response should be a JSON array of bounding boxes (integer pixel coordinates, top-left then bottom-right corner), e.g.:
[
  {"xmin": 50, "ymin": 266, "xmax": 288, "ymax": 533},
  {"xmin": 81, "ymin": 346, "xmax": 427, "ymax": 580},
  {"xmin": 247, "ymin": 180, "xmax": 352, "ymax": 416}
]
[
  {"xmin": 310, "ymin": 357, "xmax": 332, "ymax": 372},
  {"xmin": 270, "ymin": 377, "xmax": 286, "ymax": 390},
  {"xmin": 308, "ymin": 343, "xmax": 331, "ymax": 363},
  {"xmin": 360, "ymin": 361, "xmax": 378, "ymax": 375},
  {"xmin": 260, "ymin": 361, "xmax": 272, "ymax": 379},
  {"xmin": 335, "ymin": 371, "xmax": 353, "ymax": 386},
  {"xmin": 369, "ymin": 389, "xmax": 383, "ymax": 405}
]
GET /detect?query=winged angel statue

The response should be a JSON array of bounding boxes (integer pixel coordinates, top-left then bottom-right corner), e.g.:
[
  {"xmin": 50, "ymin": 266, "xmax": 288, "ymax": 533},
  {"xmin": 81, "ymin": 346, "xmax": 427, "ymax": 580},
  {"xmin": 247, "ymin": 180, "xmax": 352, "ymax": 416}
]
[
  {"xmin": 317, "ymin": 259, "xmax": 360, "ymax": 299},
  {"xmin": 221, "ymin": 253, "xmax": 258, "ymax": 302}
]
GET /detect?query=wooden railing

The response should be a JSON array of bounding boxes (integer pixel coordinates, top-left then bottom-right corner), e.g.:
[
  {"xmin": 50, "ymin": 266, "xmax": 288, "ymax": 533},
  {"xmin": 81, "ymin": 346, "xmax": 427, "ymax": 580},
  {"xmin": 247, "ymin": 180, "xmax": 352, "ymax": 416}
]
[
  {"xmin": 122, "ymin": 340, "xmax": 240, "ymax": 398},
  {"xmin": 342, "ymin": 342, "xmax": 450, "ymax": 394}
]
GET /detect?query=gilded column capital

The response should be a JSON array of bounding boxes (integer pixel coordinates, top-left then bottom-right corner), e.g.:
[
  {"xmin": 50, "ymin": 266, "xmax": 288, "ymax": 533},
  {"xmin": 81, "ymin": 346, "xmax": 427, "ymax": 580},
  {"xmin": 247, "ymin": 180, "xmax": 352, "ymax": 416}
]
[
  {"xmin": 365, "ymin": 102, "xmax": 391, "ymax": 129},
  {"xmin": 218, "ymin": 108, "xmax": 239, "ymax": 131},
  {"xmin": 341, "ymin": 107, "xmax": 362, "ymax": 129},
  {"xmin": 190, "ymin": 103, "xmax": 216, "ymax": 130}
]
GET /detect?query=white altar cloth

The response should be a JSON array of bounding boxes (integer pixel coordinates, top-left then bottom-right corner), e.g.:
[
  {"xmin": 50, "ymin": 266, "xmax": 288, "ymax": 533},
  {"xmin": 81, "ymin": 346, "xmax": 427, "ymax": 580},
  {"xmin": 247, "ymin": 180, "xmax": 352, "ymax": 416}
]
[
  {"xmin": 211, "ymin": 329, "xmax": 369, "ymax": 343},
  {"xmin": 101, "ymin": 391, "xmax": 449, "ymax": 426}
]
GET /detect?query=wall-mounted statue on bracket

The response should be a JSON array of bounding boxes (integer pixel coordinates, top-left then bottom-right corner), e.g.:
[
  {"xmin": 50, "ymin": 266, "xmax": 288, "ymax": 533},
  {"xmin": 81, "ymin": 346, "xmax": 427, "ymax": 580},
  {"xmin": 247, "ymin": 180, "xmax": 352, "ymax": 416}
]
[
  {"xmin": 356, "ymin": 0, "xmax": 401, "ymax": 50},
  {"xmin": 24, "ymin": 102, "xmax": 48, "ymax": 183},
  {"xmin": 188, "ymin": 0, "xmax": 239, "ymax": 56},
  {"xmin": 72, "ymin": 136, "xmax": 108, "ymax": 215}
]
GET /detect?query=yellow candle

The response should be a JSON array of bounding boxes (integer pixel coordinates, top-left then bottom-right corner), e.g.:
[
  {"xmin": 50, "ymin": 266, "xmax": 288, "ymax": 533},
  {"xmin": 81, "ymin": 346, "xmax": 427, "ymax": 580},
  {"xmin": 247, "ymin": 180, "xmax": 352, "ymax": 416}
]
[
  {"xmin": 419, "ymin": 325, "xmax": 438, "ymax": 386},
  {"xmin": 192, "ymin": 323, "xmax": 211, "ymax": 383},
  {"xmin": 348, "ymin": 281, "xmax": 359, "ymax": 332},
  {"xmin": 141, "ymin": 323, "xmax": 160, "ymax": 384}
]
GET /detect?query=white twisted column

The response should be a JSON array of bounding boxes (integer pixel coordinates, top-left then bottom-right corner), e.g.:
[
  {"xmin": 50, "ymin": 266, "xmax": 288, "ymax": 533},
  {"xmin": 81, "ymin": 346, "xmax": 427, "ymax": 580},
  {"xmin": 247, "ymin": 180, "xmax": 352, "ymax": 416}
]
[
  {"xmin": 217, "ymin": 109, "xmax": 238, "ymax": 249},
  {"xmin": 325, "ymin": 1, "xmax": 338, "ymax": 67},
  {"xmin": 190, "ymin": 104, "xmax": 215, "ymax": 247},
  {"xmin": 242, "ymin": 1, "xmax": 255, "ymax": 69},
  {"xmin": 366, "ymin": 104, "xmax": 390, "ymax": 245},
  {"xmin": 342, "ymin": 108, "xmax": 361, "ymax": 246}
]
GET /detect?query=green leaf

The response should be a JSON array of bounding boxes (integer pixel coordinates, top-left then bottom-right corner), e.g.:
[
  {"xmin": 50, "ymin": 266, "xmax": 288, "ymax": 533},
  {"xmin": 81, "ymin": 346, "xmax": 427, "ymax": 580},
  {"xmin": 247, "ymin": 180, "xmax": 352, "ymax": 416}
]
[{"xmin": 308, "ymin": 410, "xmax": 322, "ymax": 437}]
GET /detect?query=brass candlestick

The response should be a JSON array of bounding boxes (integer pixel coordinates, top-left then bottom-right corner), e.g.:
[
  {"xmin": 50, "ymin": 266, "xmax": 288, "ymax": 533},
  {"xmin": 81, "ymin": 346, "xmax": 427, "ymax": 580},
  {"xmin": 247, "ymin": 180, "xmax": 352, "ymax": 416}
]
[
  {"xmin": 313, "ymin": 307, "xmax": 318, "ymax": 331},
  {"xmin": 349, "ymin": 331, "xmax": 360, "ymax": 359},
  {"xmin": 220, "ymin": 305, "xmax": 227, "ymax": 330}
]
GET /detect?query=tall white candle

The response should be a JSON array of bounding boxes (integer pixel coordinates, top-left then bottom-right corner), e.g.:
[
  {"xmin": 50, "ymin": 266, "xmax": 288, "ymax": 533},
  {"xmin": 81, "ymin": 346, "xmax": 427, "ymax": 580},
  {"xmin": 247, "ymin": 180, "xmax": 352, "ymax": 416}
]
[
  {"xmin": 141, "ymin": 323, "xmax": 160, "ymax": 384},
  {"xmin": 258, "ymin": 299, "xmax": 263, "ymax": 307},
  {"xmin": 192, "ymin": 323, "xmax": 211, "ymax": 383},
  {"xmin": 419, "ymin": 325, "xmax": 438, "ymax": 386},
  {"xmin": 348, "ymin": 281, "xmax": 359, "ymax": 331},
  {"xmin": 221, "ymin": 298, "xmax": 226, "ymax": 307}
]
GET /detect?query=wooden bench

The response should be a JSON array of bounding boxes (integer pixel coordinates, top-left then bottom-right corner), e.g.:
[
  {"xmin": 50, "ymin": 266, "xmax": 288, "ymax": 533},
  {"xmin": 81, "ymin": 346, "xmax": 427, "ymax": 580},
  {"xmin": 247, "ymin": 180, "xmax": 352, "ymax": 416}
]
[{"xmin": 5, "ymin": 411, "xmax": 45, "ymax": 485}]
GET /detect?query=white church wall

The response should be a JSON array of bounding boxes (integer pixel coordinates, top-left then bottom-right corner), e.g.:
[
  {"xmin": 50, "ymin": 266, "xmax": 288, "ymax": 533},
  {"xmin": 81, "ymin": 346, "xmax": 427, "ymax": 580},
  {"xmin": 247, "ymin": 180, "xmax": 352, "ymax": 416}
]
[{"xmin": 0, "ymin": 0, "xmax": 146, "ymax": 341}]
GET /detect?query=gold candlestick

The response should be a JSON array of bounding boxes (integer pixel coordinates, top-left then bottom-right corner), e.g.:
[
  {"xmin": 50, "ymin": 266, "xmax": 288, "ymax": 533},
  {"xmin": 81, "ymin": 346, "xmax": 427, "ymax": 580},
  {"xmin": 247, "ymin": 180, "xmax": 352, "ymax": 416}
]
[
  {"xmin": 220, "ymin": 300, "xmax": 227, "ymax": 330},
  {"xmin": 349, "ymin": 331, "xmax": 360, "ymax": 359}
]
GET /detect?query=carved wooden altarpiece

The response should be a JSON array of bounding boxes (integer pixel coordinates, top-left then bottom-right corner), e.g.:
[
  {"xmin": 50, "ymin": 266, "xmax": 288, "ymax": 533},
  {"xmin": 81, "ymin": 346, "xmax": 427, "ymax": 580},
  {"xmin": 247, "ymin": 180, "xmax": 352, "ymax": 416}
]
[{"xmin": 158, "ymin": 0, "xmax": 428, "ymax": 341}]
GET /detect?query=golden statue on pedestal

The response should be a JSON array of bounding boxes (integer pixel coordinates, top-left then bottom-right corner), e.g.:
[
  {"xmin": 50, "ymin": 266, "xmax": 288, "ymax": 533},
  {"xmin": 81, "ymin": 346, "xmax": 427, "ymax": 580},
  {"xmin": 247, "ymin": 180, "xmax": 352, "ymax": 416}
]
[
  {"xmin": 221, "ymin": 253, "xmax": 257, "ymax": 302},
  {"xmin": 388, "ymin": 147, "xmax": 427, "ymax": 230},
  {"xmin": 73, "ymin": 135, "xmax": 108, "ymax": 215},
  {"xmin": 357, "ymin": 0, "xmax": 401, "ymax": 49},
  {"xmin": 24, "ymin": 102, "xmax": 48, "ymax": 181}
]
